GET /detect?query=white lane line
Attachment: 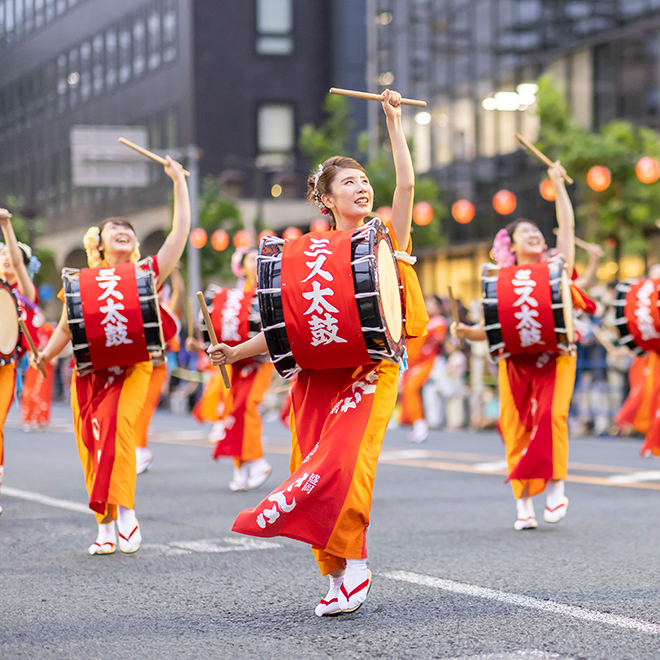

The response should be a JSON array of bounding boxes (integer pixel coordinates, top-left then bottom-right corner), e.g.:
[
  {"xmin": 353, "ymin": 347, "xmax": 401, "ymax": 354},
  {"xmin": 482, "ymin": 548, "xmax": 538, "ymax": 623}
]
[
  {"xmin": 379, "ymin": 450, "xmax": 433, "ymax": 461},
  {"xmin": 383, "ymin": 571, "xmax": 660, "ymax": 635},
  {"xmin": 3, "ymin": 486, "xmax": 93, "ymax": 515},
  {"xmin": 608, "ymin": 471, "xmax": 660, "ymax": 484},
  {"xmin": 170, "ymin": 537, "xmax": 282, "ymax": 553},
  {"xmin": 473, "ymin": 460, "xmax": 509, "ymax": 472}
]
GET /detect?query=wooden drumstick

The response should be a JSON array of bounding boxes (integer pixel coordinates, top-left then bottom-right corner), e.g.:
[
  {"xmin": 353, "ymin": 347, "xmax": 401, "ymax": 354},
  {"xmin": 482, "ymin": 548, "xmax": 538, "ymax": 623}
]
[
  {"xmin": 196, "ymin": 291, "xmax": 231, "ymax": 389},
  {"xmin": 514, "ymin": 133, "xmax": 574, "ymax": 185},
  {"xmin": 448, "ymin": 286, "xmax": 464, "ymax": 350},
  {"xmin": 329, "ymin": 87, "xmax": 427, "ymax": 108},
  {"xmin": 187, "ymin": 298, "xmax": 194, "ymax": 341},
  {"xmin": 118, "ymin": 138, "xmax": 190, "ymax": 177},
  {"xmin": 551, "ymin": 228, "xmax": 591, "ymax": 251},
  {"xmin": 18, "ymin": 317, "xmax": 47, "ymax": 378}
]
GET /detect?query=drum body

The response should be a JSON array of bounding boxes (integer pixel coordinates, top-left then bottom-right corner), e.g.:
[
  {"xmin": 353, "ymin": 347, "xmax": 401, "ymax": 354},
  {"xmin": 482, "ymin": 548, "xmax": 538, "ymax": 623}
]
[
  {"xmin": 481, "ymin": 256, "xmax": 574, "ymax": 362},
  {"xmin": 0, "ymin": 280, "xmax": 21, "ymax": 366},
  {"xmin": 613, "ymin": 278, "xmax": 660, "ymax": 354},
  {"xmin": 63, "ymin": 258, "xmax": 164, "ymax": 376},
  {"xmin": 258, "ymin": 218, "xmax": 404, "ymax": 378},
  {"xmin": 200, "ymin": 286, "xmax": 261, "ymax": 347}
]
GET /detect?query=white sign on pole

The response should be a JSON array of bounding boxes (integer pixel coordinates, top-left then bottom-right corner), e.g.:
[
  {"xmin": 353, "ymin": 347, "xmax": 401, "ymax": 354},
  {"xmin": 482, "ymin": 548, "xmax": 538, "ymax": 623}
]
[{"xmin": 71, "ymin": 125, "xmax": 150, "ymax": 187}]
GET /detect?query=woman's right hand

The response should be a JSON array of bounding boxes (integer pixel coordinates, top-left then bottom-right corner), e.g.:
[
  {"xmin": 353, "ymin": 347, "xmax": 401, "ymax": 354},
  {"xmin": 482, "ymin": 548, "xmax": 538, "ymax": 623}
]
[
  {"xmin": 208, "ymin": 343, "xmax": 238, "ymax": 366},
  {"xmin": 450, "ymin": 322, "xmax": 469, "ymax": 340},
  {"xmin": 30, "ymin": 351, "xmax": 48, "ymax": 372},
  {"xmin": 185, "ymin": 336, "xmax": 203, "ymax": 353}
]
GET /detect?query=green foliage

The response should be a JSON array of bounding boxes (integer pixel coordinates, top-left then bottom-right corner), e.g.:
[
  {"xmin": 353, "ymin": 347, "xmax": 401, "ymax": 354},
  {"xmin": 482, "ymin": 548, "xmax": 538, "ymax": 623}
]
[
  {"xmin": 177, "ymin": 177, "xmax": 245, "ymax": 286},
  {"xmin": 300, "ymin": 95, "xmax": 447, "ymax": 248},
  {"xmin": 536, "ymin": 74, "xmax": 660, "ymax": 256}
]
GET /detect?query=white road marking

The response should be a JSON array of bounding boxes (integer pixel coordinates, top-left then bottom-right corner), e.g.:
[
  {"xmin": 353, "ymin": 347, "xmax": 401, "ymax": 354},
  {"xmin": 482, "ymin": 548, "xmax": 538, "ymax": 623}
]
[
  {"xmin": 3, "ymin": 486, "xmax": 93, "ymax": 515},
  {"xmin": 473, "ymin": 460, "xmax": 509, "ymax": 472},
  {"xmin": 608, "ymin": 470, "xmax": 660, "ymax": 484},
  {"xmin": 170, "ymin": 537, "xmax": 281, "ymax": 553},
  {"xmin": 444, "ymin": 652, "xmax": 571, "ymax": 660},
  {"xmin": 379, "ymin": 450, "xmax": 433, "ymax": 461},
  {"xmin": 383, "ymin": 571, "xmax": 660, "ymax": 635}
]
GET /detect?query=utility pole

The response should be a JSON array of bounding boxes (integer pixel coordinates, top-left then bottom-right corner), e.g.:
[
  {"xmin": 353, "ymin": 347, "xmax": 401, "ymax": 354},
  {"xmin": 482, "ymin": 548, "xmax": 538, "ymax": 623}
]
[
  {"xmin": 366, "ymin": 0, "xmax": 379, "ymax": 163},
  {"xmin": 187, "ymin": 145, "xmax": 201, "ymax": 312}
]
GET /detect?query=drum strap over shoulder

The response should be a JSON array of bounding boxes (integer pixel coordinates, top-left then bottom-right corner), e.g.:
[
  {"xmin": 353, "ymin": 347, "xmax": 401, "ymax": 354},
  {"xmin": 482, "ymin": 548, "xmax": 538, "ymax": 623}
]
[{"xmin": 394, "ymin": 251, "xmax": 417, "ymax": 266}]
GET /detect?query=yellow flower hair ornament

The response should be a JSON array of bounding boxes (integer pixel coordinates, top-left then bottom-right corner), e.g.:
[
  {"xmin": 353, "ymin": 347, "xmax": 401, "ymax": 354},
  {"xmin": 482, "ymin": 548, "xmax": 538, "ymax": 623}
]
[{"xmin": 83, "ymin": 226, "xmax": 102, "ymax": 268}]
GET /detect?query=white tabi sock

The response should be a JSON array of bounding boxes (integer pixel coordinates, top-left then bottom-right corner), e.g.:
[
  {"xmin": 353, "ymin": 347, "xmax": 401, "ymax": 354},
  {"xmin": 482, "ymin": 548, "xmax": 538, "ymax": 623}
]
[
  {"xmin": 546, "ymin": 480, "xmax": 565, "ymax": 510},
  {"xmin": 516, "ymin": 496, "xmax": 535, "ymax": 520}
]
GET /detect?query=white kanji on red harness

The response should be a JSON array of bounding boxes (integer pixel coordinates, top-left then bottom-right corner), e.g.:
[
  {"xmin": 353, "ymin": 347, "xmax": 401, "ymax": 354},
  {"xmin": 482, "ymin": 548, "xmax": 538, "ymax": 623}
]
[
  {"xmin": 512, "ymin": 268, "xmax": 544, "ymax": 347},
  {"xmin": 104, "ymin": 321, "xmax": 133, "ymax": 347},
  {"xmin": 302, "ymin": 280, "xmax": 340, "ymax": 315},
  {"xmin": 95, "ymin": 269, "xmax": 124, "ymax": 300},
  {"xmin": 309, "ymin": 313, "xmax": 348, "ymax": 346},
  {"xmin": 635, "ymin": 280, "xmax": 660, "ymax": 341}
]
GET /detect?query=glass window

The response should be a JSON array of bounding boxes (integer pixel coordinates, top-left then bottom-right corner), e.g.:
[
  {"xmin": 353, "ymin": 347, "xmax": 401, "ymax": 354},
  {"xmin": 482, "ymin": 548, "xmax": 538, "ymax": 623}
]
[
  {"xmin": 6, "ymin": 0, "xmax": 15, "ymax": 43},
  {"xmin": 68, "ymin": 47, "xmax": 79, "ymax": 107},
  {"xmin": 0, "ymin": 3, "xmax": 5, "ymax": 47},
  {"xmin": 79, "ymin": 40, "xmax": 91, "ymax": 101},
  {"xmin": 133, "ymin": 16, "xmax": 146, "ymax": 76},
  {"xmin": 257, "ymin": 104, "xmax": 294, "ymax": 152},
  {"xmin": 164, "ymin": 109, "xmax": 177, "ymax": 148},
  {"xmin": 119, "ymin": 24, "xmax": 131, "ymax": 84},
  {"xmin": 15, "ymin": 0, "xmax": 23, "ymax": 39},
  {"xmin": 56, "ymin": 52, "xmax": 67, "ymax": 112},
  {"xmin": 56, "ymin": 0, "xmax": 65, "ymax": 16},
  {"xmin": 45, "ymin": 0, "xmax": 54, "ymax": 22},
  {"xmin": 162, "ymin": 0, "xmax": 177, "ymax": 63},
  {"xmin": 93, "ymin": 33, "xmax": 104, "ymax": 96},
  {"xmin": 45, "ymin": 59, "xmax": 56, "ymax": 115},
  {"xmin": 256, "ymin": 0, "xmax": 293, "ymax": 55},
  {"xmin": 148, "ymin": 8, "xmax": 161, "ymax": 70},
  {"xmin": 24, "ymin": 0, "xmax": 33, "ymax": 33},
  {"xmin": 106, "ymin": 28, "xmax": 117, "ymax": 89},
  {"xmin": 34, "ymin": 0, "xmax": 43, "ymax": 28}
]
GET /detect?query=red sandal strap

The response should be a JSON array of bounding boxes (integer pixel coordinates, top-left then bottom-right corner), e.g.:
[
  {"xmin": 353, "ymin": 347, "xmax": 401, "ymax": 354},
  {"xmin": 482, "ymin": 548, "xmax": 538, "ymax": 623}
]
[
  {"xmin": 340, "ymin": 578, "xmax": 369, "ymax": 600},
  {"xmin": 119, "ymin": 524, "xmax": 139, "ymax": 542}
]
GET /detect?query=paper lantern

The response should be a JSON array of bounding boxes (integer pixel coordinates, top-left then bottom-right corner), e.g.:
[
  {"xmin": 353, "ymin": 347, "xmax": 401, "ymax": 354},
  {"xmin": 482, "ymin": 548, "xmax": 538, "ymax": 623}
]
[
  {"xmin": 636, "ymin": 157, "xmax": 660, "ymax": 184},
  {"xmin": 604, "ymin": 237, "xmax": 617, "ymax": 250},
  {"xmin": 311, "ymin": 218, "xmax": 330, "ymax": 232},
  {"xmin": 451, "ymin": 200, "xmax": 475, "ymax": 224},
  {"xmin": 493, "ymin": 189, "xmax": 517, "ymax": 215},
  {"xmin": 413, "ymin": 201, "xmax": 434, "ymax": 226},
  {"xmin": 211, "ymin": 229, "xmax": 229, "ymax": 251},
  {"xmin": 233, "ymin": 230, "xmax": 251, "ymax": 248},
  {"xmin": 283, "ymin": 226, "xmax": 302, "ymax": 240},
  {"xmin": 539, "ymin": 179, "xmax": 556, "ymax": 202},
  {"xmin": 586, "ymin": 165, "xmax": 611, "ymax": 192},
  {"xmin": 258, "ymin": 229, "xmax": 276, "ymax": 243},
  {"xmin": 375, "ymin": 206, "xmax": 392, "ymax": 221},
  {"xmin": 190, "ymin": 227, "xmax": 207, "ymax": 249}
]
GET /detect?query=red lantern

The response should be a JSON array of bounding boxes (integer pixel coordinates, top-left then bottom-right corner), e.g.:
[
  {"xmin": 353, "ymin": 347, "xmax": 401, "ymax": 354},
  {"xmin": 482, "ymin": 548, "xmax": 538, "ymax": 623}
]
[
  {"xmin": 311, "ymin": 218, "xmax": 330, "ymax": 232},
  {"xmin": 283, "ymin": 226, "xmax": 302, "ymax": 240},
  {"xmin": 493, "ymin": 189, "xmax": 517, "ymax": 215},
  {"xmin": 636, "ymin": 157, "xmax": 660, "ymax": 184},
  {"xmin": 190, "ymin": 227, "xmax": 207, "ymax": 249},
  {"xmin": 451, "ymin": 200, "xmax": 475, "ymax": 224},
  {"xmin": 258, "ymin": 229, "xmax": 276, "ymax": 243},
  {"xmin": 539, "ymin": 179, "xmax": 556, "ymax": 202},
  {"xmin": 413, "ymin": 201, "xmax": 434, "ymax": 226},
  {"xmin": 604, "ymin": 237, "xmax": 618, "ymax": 250},
  {"xmin": 586, "ymin": 165, "xmax": 611, "ymax": 192},
  {"xmin": 211, "ymin": 229, "xmax": 229, "ymax": 251},
  {"xmin": 233, "ymin": 230, "xmax": 251, "ymax": 248},
  {"xmin": 375, "ymin": 206, "xmax": 392, "ymax": 221}
]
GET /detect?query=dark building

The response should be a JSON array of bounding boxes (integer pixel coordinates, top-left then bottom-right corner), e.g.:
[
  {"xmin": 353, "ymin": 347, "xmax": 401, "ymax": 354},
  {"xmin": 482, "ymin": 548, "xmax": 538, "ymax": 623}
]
[{"xmin": 0, "ymin": 0, "xmax": 367, "ymax": 264}]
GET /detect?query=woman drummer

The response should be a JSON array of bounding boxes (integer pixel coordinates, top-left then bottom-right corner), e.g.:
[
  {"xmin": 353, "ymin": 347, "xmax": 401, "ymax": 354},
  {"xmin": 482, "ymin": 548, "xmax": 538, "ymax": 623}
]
[
  {"xmin": 452, "ymin": 160, "xmax": 594, "ymax": 531},
  {"xmin": 208, "ymin": 89, "xmax": 428, "ymax": 616},
  {"xmin": 32, "ymin": 157, "xmax": 190, "ymax": 554},
  {"xmin": 0, "ymin": 209, "xmax": 40, "ymax": 515}
]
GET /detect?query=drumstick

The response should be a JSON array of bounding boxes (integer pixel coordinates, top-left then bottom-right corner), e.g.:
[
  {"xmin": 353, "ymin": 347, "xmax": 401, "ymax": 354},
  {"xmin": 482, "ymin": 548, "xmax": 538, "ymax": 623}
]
[
  {"xmin": 551, "ymin": 228, "xmax": 591, "ymax": 251},
  {"xmin": 329, "ymin": 87, "xmax": 427, "ymax": 108},
  {"xmin": 514, "ymin": 133, "xmax": 574, "ymax": 184},
  {"xmin": 448, "ymin": 286, "xmax": 464, "ymax": 350},
  {"xmin": 196, "ymin": 291, "xmax": 231, "ymax": 389},
  {"xmin": 18, "ymin": 317, "xmax": 47, "ymax": 378},
  {"xmin": 118, "ymin": 138, "xmax": 190, "ymax": 177},
  {"xmin": 187, "ymin": 298, "xmax": 194, "ymax": 341}
]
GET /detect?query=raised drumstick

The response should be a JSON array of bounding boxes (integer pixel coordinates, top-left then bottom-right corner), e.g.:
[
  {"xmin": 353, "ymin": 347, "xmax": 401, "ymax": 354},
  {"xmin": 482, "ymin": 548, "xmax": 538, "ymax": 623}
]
[
  {"xmin": 552, "ymin": 228, "xmax": 591, "ymax": 250},
  {"xmin": 448, "ymin": 286, "xmax": 464, "ymax": 350},
  {"xmin": 329, "ymin": 87, "xmax": 427, "ymax": 108},
  {"xmin": 196, "ymin": 291, "xmax": 231, "ymax": 389},
  {"xmin": 19, "ymin": 317, "xmax": 47, "ymax": 378},
  {"xmin": 118, "ymin": 138, "xmax": 190, "ymax": 177},
  {"xmin": 514, "ymin": 133, "xmax": 573, "ymax": 185}
]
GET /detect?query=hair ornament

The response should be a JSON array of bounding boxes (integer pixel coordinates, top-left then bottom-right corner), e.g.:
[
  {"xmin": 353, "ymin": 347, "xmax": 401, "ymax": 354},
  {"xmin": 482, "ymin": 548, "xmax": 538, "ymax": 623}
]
[
  {"xmin": 313, "ymin": 163, "xmax": 326, "ymax": 210},
  {"xmin": 231, "ymin": 247, "xmax": 249, "ymax": 278},
  {"xmin": 492, "ymin": 229, "xmax": 516, "ymax": 267},
  {"xmin": 83, "ymin": 226, "xmax": 103, "ymax": 268}
]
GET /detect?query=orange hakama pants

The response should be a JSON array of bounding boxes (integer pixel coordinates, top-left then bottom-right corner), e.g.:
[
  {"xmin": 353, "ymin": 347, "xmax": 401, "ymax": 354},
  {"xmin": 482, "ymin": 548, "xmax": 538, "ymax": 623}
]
[
  {"xmin": 0, "ymin": 362, "xmax": 17, "ymax": 485},
  {"xmin": 192, "ymin": 367, "xmax": 232, "ymax": 424},
  {"xmin": 232, "ymin": 361, "xmax": 398, "ymax": 575},
  {"xmin": 499, "ymin": 352, "xmax": 576, "ymax": 499},
  {"xmin": 71, "ymin": 361, "xmax": 152, "ymax": 523},
  {"xmin": 21, "ymin": 364, "xmax": 54, "ymax": 428},
  {"xmin": 134, "ymin": 361, "xmax": 168, "ymax": 449},
  {"xmin": 615, "ymin": 353, "xmax": 660, "ymax": 437},
  {"xmin": 212, "ymin": 360, "xmax": 274, "ymax": 464}
]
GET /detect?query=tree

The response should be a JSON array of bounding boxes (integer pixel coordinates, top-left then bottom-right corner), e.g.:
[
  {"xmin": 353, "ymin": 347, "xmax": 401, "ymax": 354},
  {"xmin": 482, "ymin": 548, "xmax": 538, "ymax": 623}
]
[
  {"xmin": 299, "ymin": 94, "xmax": 447, "ymax": 248},
  {"xmin": 536, "ymin": 75, "xmax": 660, "ymax": 258}
]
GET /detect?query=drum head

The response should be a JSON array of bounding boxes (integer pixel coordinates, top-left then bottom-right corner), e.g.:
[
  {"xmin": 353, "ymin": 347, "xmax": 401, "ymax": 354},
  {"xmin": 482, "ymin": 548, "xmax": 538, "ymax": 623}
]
[
  {"xmin": 377, "ymin": 239, "xmax": 402, "ymax": 344},
  {"xmin": 561, "ymin": 267, "xmax": 575, "ymax": 344},
  {"xmin": 0, "ymin": 287, "xmax": 19, "ymax": 356}
]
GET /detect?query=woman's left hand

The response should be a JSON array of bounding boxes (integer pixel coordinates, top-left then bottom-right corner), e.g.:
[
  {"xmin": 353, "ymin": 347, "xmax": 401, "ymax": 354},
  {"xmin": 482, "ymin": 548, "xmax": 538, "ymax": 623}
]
[
  {"xmin": 381, "ymin": 88, "xmax": 402, "ymax": 120},
  {"xmin": 548, "ymin": 160, "xmax": 567, "ymax": 184},
  {"xmin": 164, "ymin": 155, "xmax": 186, "ymax": 183}
]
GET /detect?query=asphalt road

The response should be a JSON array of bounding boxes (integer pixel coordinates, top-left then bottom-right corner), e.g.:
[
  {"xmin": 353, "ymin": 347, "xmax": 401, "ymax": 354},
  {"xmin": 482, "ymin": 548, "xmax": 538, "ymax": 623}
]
[{"xmin": 2, "ymin": 402, "xmax": 660, "ymax": 660}]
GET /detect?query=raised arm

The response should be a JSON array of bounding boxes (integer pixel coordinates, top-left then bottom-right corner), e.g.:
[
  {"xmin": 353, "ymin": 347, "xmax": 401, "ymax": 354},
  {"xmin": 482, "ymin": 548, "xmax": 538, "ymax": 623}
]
[
  {"xmin": 156, "ymin": 157, "xmax": 191, "ymax": 284},
  {"xmin": 550, "ymin": 161, "xmax": 575, "ymax": 275},
  {"xmin": 574, "ymin": 243, "xmax": 603, "ymax": 290},
  {"xmin": 383, "ymin": 89, "xmax": 415, "ymax": 250},
  {"xmin": 0, "ymin": 209, "xmax": 36, "ymax": 303},
  {"xmin": 31, "ymin": 303, "xmax": 71, "ymax": 371},
  {"xmin": 166, "ymin": 264, "xmax": 185, "ymax": 314}
]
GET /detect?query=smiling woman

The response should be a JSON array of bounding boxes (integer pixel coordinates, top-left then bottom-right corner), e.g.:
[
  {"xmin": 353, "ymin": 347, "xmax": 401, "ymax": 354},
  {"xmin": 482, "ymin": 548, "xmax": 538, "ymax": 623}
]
[{"xmin": 32, "ymin": 156, "xmax": 190, "ymax": 557}]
